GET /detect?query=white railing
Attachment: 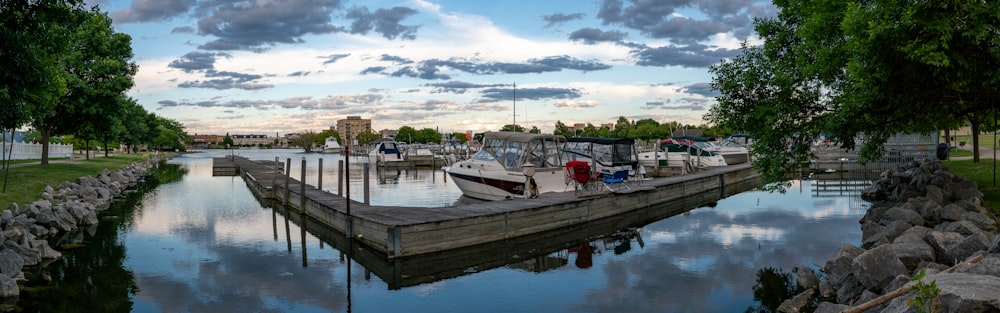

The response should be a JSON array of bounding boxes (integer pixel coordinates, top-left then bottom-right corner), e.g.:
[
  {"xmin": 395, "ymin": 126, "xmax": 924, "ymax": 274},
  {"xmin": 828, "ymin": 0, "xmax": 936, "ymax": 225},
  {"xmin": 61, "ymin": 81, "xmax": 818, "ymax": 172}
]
[{"xmin": 0, "ymin": 141, "xmax": 74, "ymax": 160}]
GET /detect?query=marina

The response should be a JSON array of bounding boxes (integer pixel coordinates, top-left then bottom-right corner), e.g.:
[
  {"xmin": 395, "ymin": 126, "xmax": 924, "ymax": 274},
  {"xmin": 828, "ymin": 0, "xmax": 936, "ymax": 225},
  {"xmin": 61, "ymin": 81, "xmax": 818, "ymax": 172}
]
[{"xmin": 215, "ymin": 153, "xmax": 761, "ymax": 258}]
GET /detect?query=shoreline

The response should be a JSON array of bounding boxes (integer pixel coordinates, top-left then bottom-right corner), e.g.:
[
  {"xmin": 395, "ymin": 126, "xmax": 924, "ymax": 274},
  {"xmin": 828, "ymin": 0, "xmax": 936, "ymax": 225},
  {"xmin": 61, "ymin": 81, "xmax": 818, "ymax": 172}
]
[{"xmin": 0, "ymin": 154, "xmax": 172, "ymax": 299}]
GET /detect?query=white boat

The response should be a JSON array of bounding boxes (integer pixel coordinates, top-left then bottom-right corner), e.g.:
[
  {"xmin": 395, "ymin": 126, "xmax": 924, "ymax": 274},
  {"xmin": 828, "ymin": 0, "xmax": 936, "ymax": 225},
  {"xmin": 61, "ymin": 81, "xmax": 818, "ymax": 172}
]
[
  {"xmin": 323, "ymin": 137, "xmax": 343, "ymax": 153},
  {"xmin": 444, "ymin": 132, "xmax": 566, "ymax": 200},
  {"xmin": 370, "ymin": 139, "xmax": 405, "ymax": 165},
  {"xmin": 403, "ymin": 144, "xmax": 439, "ymax": 167},
  {"xmin": 562, "ymin": 137, "xmax": 641, "ymax": 178},
  {"xmin": 705, "ymin": 134, "xmax": 750, "ymax": 165},
  {"xmin": 637, "ymin": 137, "xmax": 727, "ymax": 170}
]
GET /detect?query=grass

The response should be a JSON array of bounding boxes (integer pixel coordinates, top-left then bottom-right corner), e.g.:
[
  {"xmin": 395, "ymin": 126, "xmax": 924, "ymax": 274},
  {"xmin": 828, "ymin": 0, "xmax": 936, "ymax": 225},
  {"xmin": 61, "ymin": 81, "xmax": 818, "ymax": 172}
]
[
  {"xmin": 942, "ymin": 158, "xmax": 1000, "ymax": 215},
  {"xmin": 0, "ymin": 153, "xmax": 153, "ymax": 207},
  {"xmin": 942, "ymin": 133, "xmax": 999, "ymax": 150}
]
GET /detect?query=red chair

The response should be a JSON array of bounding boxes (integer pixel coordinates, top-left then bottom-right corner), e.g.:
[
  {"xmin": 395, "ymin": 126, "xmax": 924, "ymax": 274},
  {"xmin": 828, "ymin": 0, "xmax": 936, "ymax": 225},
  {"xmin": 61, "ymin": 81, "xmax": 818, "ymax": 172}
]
[{"xmin": 566, "ymin": 161, "xmax": 600, "ymax": 195}]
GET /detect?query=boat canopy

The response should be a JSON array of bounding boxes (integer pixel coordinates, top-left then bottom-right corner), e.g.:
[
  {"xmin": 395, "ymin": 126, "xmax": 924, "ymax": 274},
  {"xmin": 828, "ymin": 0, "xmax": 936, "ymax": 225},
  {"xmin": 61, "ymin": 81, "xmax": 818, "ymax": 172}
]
[
  {"xmin": 564, "ymin": 137, "xmax": 638, "ymax": 168},
  {"xmin": 474, "ymin": 132, "xmax": 565, "ymax": 170}
]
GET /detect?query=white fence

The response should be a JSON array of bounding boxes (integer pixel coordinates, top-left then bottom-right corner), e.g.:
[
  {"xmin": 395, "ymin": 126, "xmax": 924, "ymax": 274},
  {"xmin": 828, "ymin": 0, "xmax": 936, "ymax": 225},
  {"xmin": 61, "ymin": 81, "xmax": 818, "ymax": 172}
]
[{"xmin": 0, "ymin": 141, "xmax": 74, "ymax": 160}]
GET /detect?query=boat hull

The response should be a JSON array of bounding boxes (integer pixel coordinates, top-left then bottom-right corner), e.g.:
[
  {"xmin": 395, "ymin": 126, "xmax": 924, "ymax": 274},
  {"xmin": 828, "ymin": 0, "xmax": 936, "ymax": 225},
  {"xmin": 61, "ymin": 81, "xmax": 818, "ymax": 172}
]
[{"xmin": 445, "ymin": 165, "xmax": 567, "ymax": 201}]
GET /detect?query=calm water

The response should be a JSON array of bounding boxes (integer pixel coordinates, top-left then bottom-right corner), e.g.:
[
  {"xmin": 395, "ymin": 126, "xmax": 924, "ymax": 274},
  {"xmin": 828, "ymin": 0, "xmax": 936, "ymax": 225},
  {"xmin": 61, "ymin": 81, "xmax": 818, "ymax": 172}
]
[{"xmin": 21, "ymin": 149, "xmax": 870, "ymax": 313}]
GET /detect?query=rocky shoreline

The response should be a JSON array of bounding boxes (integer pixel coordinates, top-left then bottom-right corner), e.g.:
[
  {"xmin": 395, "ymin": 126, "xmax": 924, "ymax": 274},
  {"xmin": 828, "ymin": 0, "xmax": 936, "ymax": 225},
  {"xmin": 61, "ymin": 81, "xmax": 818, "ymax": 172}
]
[
  {"xmin": 0, "ymin": 155, "xmax": 170, "ymax": 298},
  {"xmin": 779, "ymin": 158, "xmax": 1000, "ymax": 312}
]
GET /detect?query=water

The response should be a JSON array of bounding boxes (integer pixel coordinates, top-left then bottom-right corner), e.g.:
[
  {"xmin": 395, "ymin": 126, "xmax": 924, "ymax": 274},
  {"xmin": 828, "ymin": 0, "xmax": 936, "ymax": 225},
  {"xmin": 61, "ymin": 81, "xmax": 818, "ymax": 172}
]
[{"xmin": 20, "ymin": 149, "xmax": 870, "ymax": 313}]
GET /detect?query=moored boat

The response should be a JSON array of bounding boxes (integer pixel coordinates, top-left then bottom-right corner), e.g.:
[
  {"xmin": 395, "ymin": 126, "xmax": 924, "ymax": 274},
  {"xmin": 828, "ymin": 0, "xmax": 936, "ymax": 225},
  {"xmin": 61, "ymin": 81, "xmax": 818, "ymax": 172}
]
[
  {"xmin": 323, "ymin": 137, "xmax": 343, "ymax": 153},
  {"xmin": 444, "ymin": 132, "xmax": 566, "ymax": 200}
]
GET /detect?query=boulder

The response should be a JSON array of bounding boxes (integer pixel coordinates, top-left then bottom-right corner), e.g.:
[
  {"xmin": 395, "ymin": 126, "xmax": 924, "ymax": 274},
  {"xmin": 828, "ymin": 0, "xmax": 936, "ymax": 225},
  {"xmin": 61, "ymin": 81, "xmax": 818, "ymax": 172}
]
[
  {"xmin": 943, "ymin": 220, "xmax": 992, "ymax": 238},
  {"xmin": 925, "ymin": 273, "xmax": 1000, "ymax": 312},
  {"xmin": 863, "ymin": 220, "xmax": 911, "ymax": 249},
  {"xmin": 823, "ymin": 244, "xmax": 865, "ymax": 285},
  {"xmin": 949, "ymin": 179, "xmax": 983, "ymax": 203},
  {"xmin": 777, "ymin": 288, "xmax": 814, "ymax": 313},
  {"xmin": 852, "ymin": 244, "xmax": 908, "ymax": 292},
  {"xmin": 935, "ymin": 203, "xmax": 966, "ymax": 224},
  {"xmin": 954, "ymin": 254, "xmax": 1000, "ymax": 277},
  {"xmin": 924, "ymin": 230, "xmax": 965, "ymax": 265},
  {"xmin": 961, "ymin": 211, "xmax": 997, "ymax": 233},
  {"xmin": 818, "ymin": 281, "xmax": 835, "ymax": 301},
  {"xmin": 835, "ymin": 273, "xmax": 866, "ymax": 304},
  {"xmin": 946, "ymin": 232, "xmax": 992, "ymax": 264},
  {"xmin": 0, "ymin": 249, "xmax": 24, "ymax": 279},
  {"xmin": 0, "ymin": 275, "xmax": 17, "ymax": 298},
  {"xmin": 29, "ymin": 240, "xmax": 61, "ymax": 259},
  {"xmin": 3, "ymin": 241, "xmax": 41, "ymax": 266},
  {"xmin": 891, "ymin": 232, "xmax": 936, "ymax": 272},
  {"xmin": 924, "ymin": 184, "xmax": 946, "ymax": 205},
  {"xmin": 794, "ymin": 265, "xmax": 820, "ymax": 290},
  {"xmin": 990, "ymin": 233, "xmax": 1000, "ymax": 254},
  {"xmin": 812, "ymin": 302, "xmax": 849, "ymax": 313}
]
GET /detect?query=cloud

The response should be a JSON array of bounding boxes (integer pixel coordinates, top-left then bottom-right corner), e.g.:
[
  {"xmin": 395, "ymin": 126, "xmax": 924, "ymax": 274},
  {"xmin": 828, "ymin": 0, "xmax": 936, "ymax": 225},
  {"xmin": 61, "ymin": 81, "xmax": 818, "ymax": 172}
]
[
  {"xmin": 641, "ymin": 98, "xmax": 706, "ymax": 111},
  {"xmin": 344, "ymin": 6, "xmax": 420, "ymax": 40},
  {"xmin": 288, "ymin": 71, "xmax": 311, "ymax": 77},
  {"xmin": 541, "ymin": 13, "xmax": 585, "ymax": 28},
  {"xmin": 632, "ymin": 44, "xmax": 740, "ymax": 68},
  {"xmin": 156, "ymin": 94, "xmax": 384, "ymax": 110},
  {"xmin": 110, "ymin": 0, "xmax": 195, "ymax": 23},
  {"xmin": 321, "ymin": 53, "xmax": 351, "ymax": 65},
  {"xmin": 379, "ymin": 54, "xmax": 414, "ymax": 64},
  {"xmin": 364, "ymin": 56, "xmax": 611, "ymax": 80},
  {"xmin": 394, "ymin": 99, "xmax": 462, "ymax": 111},
  {"xmin": 424, "ymin": 81, "xmax": 506, "ymax": 94},
  {"xmin": 553, "ymin": 100, "xmax": 600, "ymax": 108},
  {"xmin": 195, "ymin": 0, "xmax": 345, "ymax": 51},
  {"xmin": 596, "ymin": 0, "xmax": 774, "ymax": 44},
  {"xmin": 568, "ymin": 28, "xmax": 628, "ymax": 44},
  {"xmin": 177, "ymin": 79, "xmax": 273, "ymax": 90},
  {"xmin": 168, "ymin": 51, "xmax": 227, "ymax": 72},
  {"xmin": 479, "ymin": 87, "xmax": 582, "ymax": 102},
  {"xmin": 681, "ymin": 82, "xmax": 719, "ymax": 98},
  {"xmin": 171, "ymin": 26, "xmax": 195, "ymax": 34}
]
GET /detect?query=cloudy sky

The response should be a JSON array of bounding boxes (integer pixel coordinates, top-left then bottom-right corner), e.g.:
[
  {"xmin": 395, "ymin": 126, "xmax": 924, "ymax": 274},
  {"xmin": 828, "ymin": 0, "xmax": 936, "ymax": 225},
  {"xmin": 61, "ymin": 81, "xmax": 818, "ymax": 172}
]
[{"xmin": 95, "ymin": 0, "xmax": 776, "ymax": 136}]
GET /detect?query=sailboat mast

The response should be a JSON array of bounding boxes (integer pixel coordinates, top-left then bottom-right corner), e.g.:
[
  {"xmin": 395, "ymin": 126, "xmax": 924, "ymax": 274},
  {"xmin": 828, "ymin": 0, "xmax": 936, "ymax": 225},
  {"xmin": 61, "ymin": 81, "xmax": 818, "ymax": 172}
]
[{"xmin": 513, "ymin": 82, "xmax": 516, "ymax": 130}]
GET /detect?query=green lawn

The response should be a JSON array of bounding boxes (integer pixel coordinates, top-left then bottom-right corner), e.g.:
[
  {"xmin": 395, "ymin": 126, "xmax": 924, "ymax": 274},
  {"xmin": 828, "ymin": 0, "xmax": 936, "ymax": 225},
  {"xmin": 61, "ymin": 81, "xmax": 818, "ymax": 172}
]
[
  {"xmin": 943, "ymin": 158, "xmax": 1000, "ymax": 215},
  {"xmin": 942, "ymin": 133, "xmax": 998, "ymax": 150},
  {"xmin": 0, "ymin": 153, "xmax": 154, "ymax": 207}
]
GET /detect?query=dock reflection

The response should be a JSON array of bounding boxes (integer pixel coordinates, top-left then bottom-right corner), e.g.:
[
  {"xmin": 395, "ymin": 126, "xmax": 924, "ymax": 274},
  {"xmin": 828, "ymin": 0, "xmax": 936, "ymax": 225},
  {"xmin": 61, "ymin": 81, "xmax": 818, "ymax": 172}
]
[{"xmin": 261, "ymin": 179, "xmax": 746, "ymax": 290}]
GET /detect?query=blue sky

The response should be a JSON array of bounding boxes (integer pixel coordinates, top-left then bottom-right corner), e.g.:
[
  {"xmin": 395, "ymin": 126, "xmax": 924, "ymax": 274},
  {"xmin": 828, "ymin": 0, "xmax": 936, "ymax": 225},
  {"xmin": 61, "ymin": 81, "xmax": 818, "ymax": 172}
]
[{"xmin": 92, "ymin": 0, "xmax": 776, "ymax": 136}]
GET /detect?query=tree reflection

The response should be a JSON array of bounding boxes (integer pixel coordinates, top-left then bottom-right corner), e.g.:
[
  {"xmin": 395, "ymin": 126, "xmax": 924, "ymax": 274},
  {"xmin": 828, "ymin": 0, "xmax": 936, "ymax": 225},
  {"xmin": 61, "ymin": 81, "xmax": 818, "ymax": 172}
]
[
  {"xmin": 744, "ymin": 267, "xmax": 797, "ymax": 313},
  {"xmin": 18, "ymin": 162, "xmax": 185, "ymax": 312}
]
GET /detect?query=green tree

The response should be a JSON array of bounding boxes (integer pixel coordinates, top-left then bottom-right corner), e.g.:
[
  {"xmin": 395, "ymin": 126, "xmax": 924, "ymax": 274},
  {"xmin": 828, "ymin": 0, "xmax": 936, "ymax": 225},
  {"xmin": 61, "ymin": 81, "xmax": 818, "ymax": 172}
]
[
  {"xmin": 500, "ymin": 124, "xmax": 526, "ymax": 132},
  {"xmin": 222, "ymin": 133, "xmax": 234, "ymax": 147},
  {"xmin": 553, "ymin": 121, "xmax": 572, "ymax": 137},
  {"xmin": 151, "ymin": 117, "xmax": 187, "ymax": 151},
  {"xmin": 451, "ymin": 132, "xmax": 468, "ymax": 144},
  {"xmin": 356, "ymin": 130, "xmax": 380, "ymax": 147},
  {"xmin": 396, "ymin": 126, "xmax": 417, "ymax": 143},
  {"xmin": 317, "ymin": 128, "xmax": 340, "ymax": 146},
  {"xmin": 528, "ymin": 126, "xmax": 541, "ymax": 134},
  {"xmin": 293, "ymin": 130, "xmax": 318, "ymax": 153},
  {"xmin": 117, "ymin": 98, "xmax": 148, "ymax": 153},
  {"xmin": 613, "ymin": 116, "xmax": 632, "ymax": 138},
  {"xmin": 416, "ymin": 128, "xmax": 441, "ymax": 144}
]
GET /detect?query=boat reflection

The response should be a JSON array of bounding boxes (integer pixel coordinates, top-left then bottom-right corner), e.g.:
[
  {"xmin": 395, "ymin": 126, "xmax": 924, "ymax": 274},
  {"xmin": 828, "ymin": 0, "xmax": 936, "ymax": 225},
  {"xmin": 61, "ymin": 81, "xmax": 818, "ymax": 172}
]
[{"xmin": 262, "ymin": 186, "xmax": 717, "ymax": 290}]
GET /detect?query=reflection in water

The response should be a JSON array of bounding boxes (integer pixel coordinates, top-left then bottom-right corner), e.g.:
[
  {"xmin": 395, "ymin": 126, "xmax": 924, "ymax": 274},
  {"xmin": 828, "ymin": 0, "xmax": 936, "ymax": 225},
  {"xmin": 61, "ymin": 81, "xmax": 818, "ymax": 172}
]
[
  {"xmin": 744, "ymin": 267, "xmax": 798, "ymax": 313},
  {"xmin": 19, "ymin": 151, "xmax": 870, "ymax": 313}
]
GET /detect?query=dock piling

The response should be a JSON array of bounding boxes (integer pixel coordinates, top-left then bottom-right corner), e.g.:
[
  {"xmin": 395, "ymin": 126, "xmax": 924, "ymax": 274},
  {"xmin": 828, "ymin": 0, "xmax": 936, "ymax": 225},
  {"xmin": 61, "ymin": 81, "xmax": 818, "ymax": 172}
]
[
  {"xmin": 364, "ymin": 163, "xmax": 370, "ymax": 204},
  {"xmin": 338, "ymin": 160, "xmax": 344, "ymax": 196},
  {"xmin": 272, "ymin": 157, "xmax": 278, "ymax": 193},
  {"xmin": 300, "ymin": 157, "xmax": 306, "ymax": 213},
  {"xmin": 318, "ymin": 158, "xmax": 323, "ymax": 191},
  {"xmin": 284, "ymin": 158, "xmax": 291, "ymax": 206}
]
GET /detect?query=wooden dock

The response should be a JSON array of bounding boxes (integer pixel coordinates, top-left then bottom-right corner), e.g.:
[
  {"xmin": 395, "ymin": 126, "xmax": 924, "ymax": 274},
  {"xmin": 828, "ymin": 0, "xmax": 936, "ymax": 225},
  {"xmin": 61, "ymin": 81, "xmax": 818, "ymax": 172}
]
[{"xmin": 216, "ymin": 156, "xmax": 761, "ymax": 259}]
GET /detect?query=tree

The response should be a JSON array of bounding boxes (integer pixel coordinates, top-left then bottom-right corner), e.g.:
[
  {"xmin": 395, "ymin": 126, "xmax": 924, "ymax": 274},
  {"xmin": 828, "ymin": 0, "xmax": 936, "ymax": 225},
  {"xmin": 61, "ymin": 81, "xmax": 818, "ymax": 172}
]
[
  {"xmin": 117, "ymin": 98, "xmax": 148, "ymax": 153},
  {"xmin": 709, "ymin": 0, "xmax": 1000, "ymax": 187},
  {"xmin": 416, "ymin": 128, "xmax": 441, "ymax": 144},
  {"xmin": 25, "ymin": 3, "xmax": 137, "ymax": 165},
  {"xmin": 293, "ymin": 130, "xmax": 318, "ymax": 152},
  {"xmin": 500, "ymin": 124, "xmax": 525, "ymax": 132},
  {"xmin": 222, "ymin": 133, "xmax": 234, "ymax": 147},
  {"xmin": 451, "ymin": 132, "xmax": 468, "ymax": 144},
  {"xmin": 612, "ymin": 116, "xmax": 632, "ymax": 138},
  {"xmin": 151, "ymin": 117, "xmax": 187, "ymax": 151},
  {"xmin": 528, "ymin": 126, "xmax": 541, "ymax": 134},
  {"xmin": 553, "ymin": 121, "xmax": 572, "ymax": 137},
  {"xmin": 396, "ymin": 126, "xmax": 417, "ymax": 143},
  {"xmin": 356, "ymin": 130, "xmax": 380, "ymax": 147}
]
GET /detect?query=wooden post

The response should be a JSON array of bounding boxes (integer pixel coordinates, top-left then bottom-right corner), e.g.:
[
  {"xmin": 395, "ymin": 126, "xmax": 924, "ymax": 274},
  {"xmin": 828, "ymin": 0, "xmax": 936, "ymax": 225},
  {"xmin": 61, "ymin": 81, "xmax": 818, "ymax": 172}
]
[
  {"xmin": 363, "ymin": 163, "xmax": 370, "ymax": 204},
  {"xmin": 272, "ymin": 157, "xmax": 278, "ymax": 194},
  {"xmin": 318, "ymin": 158, "xmax": 323, "ymax": 191},
  {"xmin": 338, "ymin": 160, "xmax": 344, "ymax": 196},
  {"xmin": 300, "ymin": 157, "xmax": 306, "ymax": 213},
  {"xmin": 284, "ymin": 158, "xmax": 291, "ymax": 206},
  {"xmin": 345, "ymin": 125, "xmax": 352, "ymax": 238}
]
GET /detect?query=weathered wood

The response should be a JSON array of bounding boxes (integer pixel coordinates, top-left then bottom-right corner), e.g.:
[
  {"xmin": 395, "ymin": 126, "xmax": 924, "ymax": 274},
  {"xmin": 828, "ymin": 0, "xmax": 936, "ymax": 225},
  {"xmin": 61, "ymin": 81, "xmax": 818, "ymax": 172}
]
[{"xmin": 227, "ymin": 155, "xmax": 761, "ymax": 258}]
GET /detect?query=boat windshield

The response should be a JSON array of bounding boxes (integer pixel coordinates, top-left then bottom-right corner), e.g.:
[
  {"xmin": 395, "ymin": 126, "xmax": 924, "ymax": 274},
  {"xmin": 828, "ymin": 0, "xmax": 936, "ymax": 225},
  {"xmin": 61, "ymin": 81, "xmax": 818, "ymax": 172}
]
[{"xmin": 473, "ymin": 133, "xmax": 564, "ymax": 170}]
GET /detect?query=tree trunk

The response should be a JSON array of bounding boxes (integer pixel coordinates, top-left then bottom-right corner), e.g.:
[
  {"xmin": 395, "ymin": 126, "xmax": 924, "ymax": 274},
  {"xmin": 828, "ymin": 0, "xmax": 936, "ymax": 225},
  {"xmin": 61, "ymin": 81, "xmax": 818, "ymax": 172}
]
[
  {"xmin": 104, "ymin": 142, "xmax": 109, "ymax": 157},
  {"xmin": 944, "ymin": 129, "xmax": 951, "ymax": 147},
  {"xmin": 40, "ymin": 128, "xmax": 51, "ymax": 166},
  {"xmin": 971, "ymin": 116, "xmax": 981, "ymax": 163},
  {"xmin": 85, "ymin": 139, "xmax": 90, "ymax": 160}
]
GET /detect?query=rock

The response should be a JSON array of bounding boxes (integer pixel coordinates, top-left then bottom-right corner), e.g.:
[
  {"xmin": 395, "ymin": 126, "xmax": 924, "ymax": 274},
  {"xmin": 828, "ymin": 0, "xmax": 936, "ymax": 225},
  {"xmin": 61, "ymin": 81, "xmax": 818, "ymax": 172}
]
[
  {"xmin": 812, "ymin": 302, "xmax": 849, "ymax": 313},
  {"xmin": 935, "ymin": 203, "xmax": 965, "ymax": 223},
  {"xmin": 794, "ymin": 265, "xmax": 820, "ymax": 290},
  {"xmin": 69, "ymin": 203, "xmax": 98, "ymax": 226},
  {"xmin": 852, "ymin": 244, "xmax": 908, "ymax": 292},
  {"xmin": 883, "ymin": 275, "xmax": 911, "ymax": 294},
  {"xmin": 924, "ymin": 184, "xmax": 946, "ymax": 205},
  {"xmin": 0, "ymin": 275, "xmax": 17, "ymax": 298},
  {"xmin": 954, "ymin": 254, "xmax": 1000, "ymax": 277},
  {"xmin": 990, "ymin": 233, "xmax": 1000, "ymax": 254},
  {"xmin": 924, "ymin": 230, "xmax": 965, "ymax": 266},
  {"xmin": 818, "ymin": 281, "xmax": 835, "ymax": 301},
  {"xmin": 944, "ymin": 220, "xmax": 992, "ymax": 238},
  {"xmin": 947, "ymin": 232, "xmax": 992, "ymax": 264},
  {"xmin": 835, "ymin": 273, "xmax": 866, "ymax": 304},
  {"xmin": 891, "ymin": 232, "xmax": 936, "ymax": 272},
  {"xmin": 3, "ymin": 240, "xmax": 41, "ymax": 266},
  {"xmin": 881, "ymin": 205, "xmax": 925, "ymax": 226},
  {"xmin": 777, "ymin": 288, "xmax": 814, "ymax": 313},
  {"xmin": 961, "ymin": 211, "xmax": 997, "ymax": 233},
  {"xmin": 41, "ymin": 192, "xmax": 53, "ymax": 201},
  {"xmin": 949, "ymin": 179, "xmax": 983, "ymax": 203},
  {"xmin": 864, "ymin": 220, "xmax": 911, "ymax": 249},
  {"xmin": 0, "ymin": 249, "xmax": 24, "ymax": 279},
  {"xmin": 95, "ymin": 187, "xmax": 112, "ymax": 201},
  {"xmin": 29, "ymin": 240, "xmax": 61, "ymax": 259},
  {"xmin": 823, "ymin": 244, "xmax": 865, "ymax": 285},
  {"xmin": 922, "ymin": 273, "xmax": 1000, "ymax": 312}
]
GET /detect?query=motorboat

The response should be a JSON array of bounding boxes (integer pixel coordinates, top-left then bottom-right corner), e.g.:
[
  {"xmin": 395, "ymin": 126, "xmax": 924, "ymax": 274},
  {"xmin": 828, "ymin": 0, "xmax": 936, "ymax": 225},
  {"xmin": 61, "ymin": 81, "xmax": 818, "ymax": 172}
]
[
  {"xmin": 370, "ymin": 139, "xmax": 404, "ymax": 165},
  {"xmin": 444, "ymin": 132, "xmax": 566, "ymax": 200},
  {"xmin": 705, "ymin": 134, "xmax": 750, "ymax": 165},
  {"xmin": 403, "ymin": 144, "xmax": 439, "ymax": 167},
  {"xmin": 323, "ymin": 137, "xmax": 343, "ymax": 154},
  {"xmin": 562, "ymin": 137, "xmax": 641, "ymax": 178},
  {"xmin": 637, "ymin": 136, "xmax": 727, "ymax": 170}
]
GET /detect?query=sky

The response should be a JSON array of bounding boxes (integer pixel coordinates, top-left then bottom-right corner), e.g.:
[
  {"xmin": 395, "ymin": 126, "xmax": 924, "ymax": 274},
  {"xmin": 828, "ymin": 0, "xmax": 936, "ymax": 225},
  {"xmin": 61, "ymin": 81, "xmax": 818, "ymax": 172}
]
[{"xmin": 90, "ymin": 0, "xmax": 777, "ymax": 136}]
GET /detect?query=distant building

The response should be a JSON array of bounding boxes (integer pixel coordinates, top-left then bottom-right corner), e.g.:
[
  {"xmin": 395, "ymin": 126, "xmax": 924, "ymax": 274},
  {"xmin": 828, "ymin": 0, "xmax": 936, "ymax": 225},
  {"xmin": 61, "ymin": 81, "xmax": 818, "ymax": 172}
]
[
  {"xmin": 379, "ymin": 129, "xmax": 397, "ymax": 139},
  {"xmin": 337, "ymin": 116, "xmax": 371, "ymax": 145},
  {"xmin": 232, "ymin": 134, "xmax": 270, "ymax": 147},
  {"xmin": 190, "ymin": 134, "xmax": 224, "ymax": 149}
]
